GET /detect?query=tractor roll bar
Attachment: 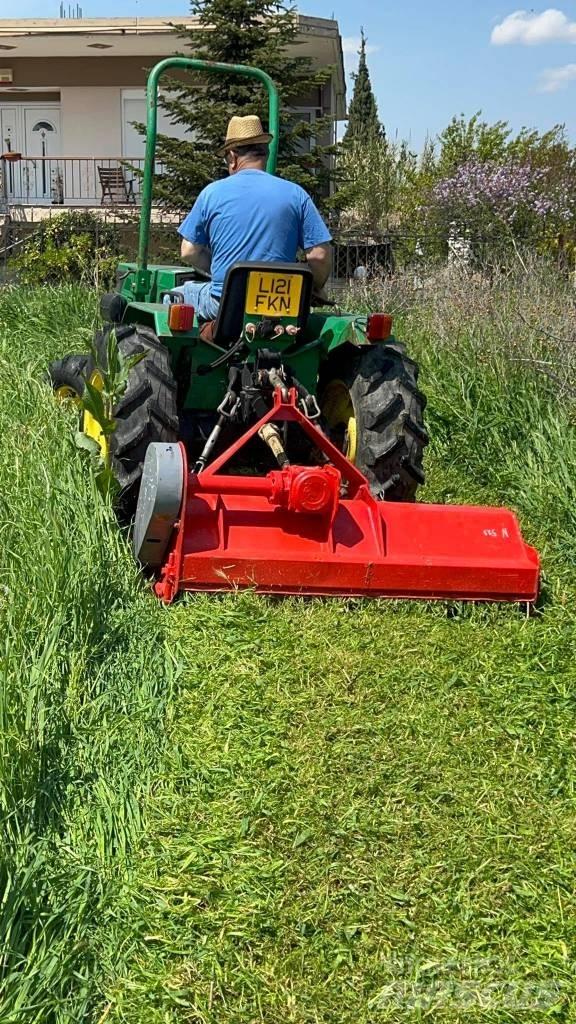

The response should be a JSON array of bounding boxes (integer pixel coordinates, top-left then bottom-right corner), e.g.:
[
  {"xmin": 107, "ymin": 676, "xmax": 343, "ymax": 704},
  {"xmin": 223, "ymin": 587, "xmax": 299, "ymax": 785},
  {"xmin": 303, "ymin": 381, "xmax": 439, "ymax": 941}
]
[{"xmin": 136, "ymin": 57, "xmax": 280, "ymax": 297}]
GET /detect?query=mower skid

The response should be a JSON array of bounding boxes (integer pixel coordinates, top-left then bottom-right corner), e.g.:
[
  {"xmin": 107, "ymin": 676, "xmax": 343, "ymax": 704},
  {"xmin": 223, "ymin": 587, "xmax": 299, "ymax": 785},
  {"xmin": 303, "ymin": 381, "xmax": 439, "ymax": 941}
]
[{"xmin": 150, "ymin": 391, "xmax": 539, "ymax": 605}]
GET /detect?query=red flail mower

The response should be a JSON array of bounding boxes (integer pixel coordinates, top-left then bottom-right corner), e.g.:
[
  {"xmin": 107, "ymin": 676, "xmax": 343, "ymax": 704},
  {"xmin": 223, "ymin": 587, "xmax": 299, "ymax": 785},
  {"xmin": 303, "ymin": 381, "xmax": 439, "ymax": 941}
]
[{"xmin": 134, "ymin": 387, "xmax": 539, "ymax": 606}]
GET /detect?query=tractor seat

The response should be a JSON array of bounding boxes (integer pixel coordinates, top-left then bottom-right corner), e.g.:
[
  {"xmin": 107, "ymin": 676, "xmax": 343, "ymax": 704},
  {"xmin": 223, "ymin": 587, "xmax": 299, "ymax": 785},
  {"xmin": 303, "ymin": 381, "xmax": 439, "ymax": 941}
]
[{"xmin": 206, "ymin": 261, "xmax": 314, "ymax": 347}]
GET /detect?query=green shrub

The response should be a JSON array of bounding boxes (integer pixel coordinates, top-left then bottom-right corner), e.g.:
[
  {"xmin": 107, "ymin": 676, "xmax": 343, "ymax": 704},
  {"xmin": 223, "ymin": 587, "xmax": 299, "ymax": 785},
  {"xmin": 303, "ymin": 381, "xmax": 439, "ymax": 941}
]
[{"xmin": 15, "ymin": 211, "xmax": 122, "ymax": 288}]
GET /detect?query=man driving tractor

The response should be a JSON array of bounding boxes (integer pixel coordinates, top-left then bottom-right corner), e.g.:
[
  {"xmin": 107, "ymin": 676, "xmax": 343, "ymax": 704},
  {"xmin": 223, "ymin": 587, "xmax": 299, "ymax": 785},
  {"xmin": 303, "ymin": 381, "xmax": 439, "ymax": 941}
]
[
  {"xmin": 167, "ymin": 114, "xmax": 333, "ymax": 319},
  {"xmin": 47, "ymin": 56, "xmax": 538, "ymax": 605}
]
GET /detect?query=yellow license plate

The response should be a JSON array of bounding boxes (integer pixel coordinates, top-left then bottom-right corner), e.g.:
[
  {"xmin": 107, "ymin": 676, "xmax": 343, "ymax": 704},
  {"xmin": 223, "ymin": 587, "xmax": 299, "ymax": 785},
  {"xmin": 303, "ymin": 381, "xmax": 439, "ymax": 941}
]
[{"xmin": 245, "ymin": 271, "xmax": 303, "ymax": 317}]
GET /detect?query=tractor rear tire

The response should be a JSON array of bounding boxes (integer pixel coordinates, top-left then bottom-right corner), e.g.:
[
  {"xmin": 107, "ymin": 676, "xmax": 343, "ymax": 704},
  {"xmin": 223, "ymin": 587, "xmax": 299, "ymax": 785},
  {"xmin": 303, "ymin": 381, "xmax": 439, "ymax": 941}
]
[
  {"xmin": 47, "ymin": 353, "xmax": 89, "ymax": 401},
  {"xmin": 320, "ymin": 343, "xmax": 428, "ymax": 501},
  {"xmin": 94, "ymin": 324, "xmax": 179, "ymax": 519}
]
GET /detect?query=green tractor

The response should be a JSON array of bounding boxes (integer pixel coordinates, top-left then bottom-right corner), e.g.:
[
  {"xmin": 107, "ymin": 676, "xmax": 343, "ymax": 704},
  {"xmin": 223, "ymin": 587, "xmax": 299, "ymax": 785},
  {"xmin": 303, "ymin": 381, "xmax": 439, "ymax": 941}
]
[{"xmin": 49, "ymin": 57, "xmax": 427, "ymax": 519}]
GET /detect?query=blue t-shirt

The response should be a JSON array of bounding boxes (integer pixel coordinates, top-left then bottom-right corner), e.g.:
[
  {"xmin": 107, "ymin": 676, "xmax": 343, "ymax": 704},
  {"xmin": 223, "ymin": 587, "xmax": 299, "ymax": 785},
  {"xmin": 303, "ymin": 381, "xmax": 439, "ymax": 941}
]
[{"xmin": 178, "ymin": 169, "xmax": 332, "ymax": 298}]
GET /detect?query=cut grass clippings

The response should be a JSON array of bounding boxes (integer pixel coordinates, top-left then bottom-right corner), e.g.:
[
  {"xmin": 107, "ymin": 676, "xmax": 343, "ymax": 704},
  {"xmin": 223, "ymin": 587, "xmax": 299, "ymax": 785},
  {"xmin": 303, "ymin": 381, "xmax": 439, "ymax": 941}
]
[{"xmin": 0, "ymin": 274, "xmax": 575, "ymax": 1022}]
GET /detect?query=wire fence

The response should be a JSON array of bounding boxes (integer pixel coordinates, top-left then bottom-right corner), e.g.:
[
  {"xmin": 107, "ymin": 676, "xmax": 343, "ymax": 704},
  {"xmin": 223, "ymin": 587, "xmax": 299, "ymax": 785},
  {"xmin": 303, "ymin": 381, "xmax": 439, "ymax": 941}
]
[{"xmin": 1, "ymin": 205, "xmax": 574, "ymax": 288}]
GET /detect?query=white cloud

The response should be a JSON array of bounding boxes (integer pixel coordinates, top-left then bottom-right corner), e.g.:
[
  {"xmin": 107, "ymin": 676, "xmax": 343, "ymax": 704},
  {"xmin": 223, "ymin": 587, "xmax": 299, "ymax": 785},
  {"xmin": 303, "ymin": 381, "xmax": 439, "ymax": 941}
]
[
  {"xmin": 491, "ymin": 8, "xmax": 576, "ymax": 45},
  {"xmin": 538, "ymin": 61, "xmax": 576, "ymax": 90},
  {"xmin": 342, "ymin": 36, "xmax": 379, "ymax": 57},
  {"xmin": 341, "ymin": 36, "xmax": 380, "ymax": 77}
]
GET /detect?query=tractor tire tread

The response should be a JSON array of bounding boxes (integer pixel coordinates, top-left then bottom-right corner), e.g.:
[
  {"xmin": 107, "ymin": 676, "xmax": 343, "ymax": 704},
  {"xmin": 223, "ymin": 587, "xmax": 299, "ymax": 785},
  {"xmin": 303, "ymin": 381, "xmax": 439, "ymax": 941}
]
[
  {"xmin": 404, "ymin": 416, "xmax": 430, "ymax": 445},
  {"xmin": 113, "ymin": 420, "xmax": 149, "ymax": 455},
  {"xmin": 47, "ymin": 353, "xmax": 90, "ymax": 395},
  {"xmin": 147, "ymin": 363, "xmax": 178, "ymax": 391},
  {"xmin": 122, "ymin": 341, "xmax": 148, "ymax": 358},
  {"xmin": 101, "ymin": 324, "xmax": 178, "ymax": 518},
  {"xmin": 150, "ymin": 403, "xmax": 180, "ymax": 434},
  {"xmin": 404, "ymin": 461, "xmax": 426, "ymax": 484},
  {"xmin": 114, "ymin": 379, "xmax": 152, "ymax": 416},
  {"xmin": 322, "ymin": 343, "xmax": 427, "ymax": 502},
  {"xmin": 365, "ymin": 393, "xmax": 404, "ymax": 431}
]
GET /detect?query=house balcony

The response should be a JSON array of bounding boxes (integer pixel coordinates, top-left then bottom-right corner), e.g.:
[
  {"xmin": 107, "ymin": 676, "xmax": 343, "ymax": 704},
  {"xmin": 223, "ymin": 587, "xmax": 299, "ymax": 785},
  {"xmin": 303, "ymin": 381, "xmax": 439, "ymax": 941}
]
[{"xmin": 0, "ymin": 155, "xmax": 175, "ymax": 218}]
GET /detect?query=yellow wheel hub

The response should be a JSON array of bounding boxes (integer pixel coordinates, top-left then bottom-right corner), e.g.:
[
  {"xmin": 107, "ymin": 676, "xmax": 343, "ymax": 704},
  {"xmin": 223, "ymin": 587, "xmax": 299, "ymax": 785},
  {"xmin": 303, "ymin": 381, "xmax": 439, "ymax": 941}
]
[
  {"xmin": 54, "ymin": 384, "xmax": 81, "ymax": 406},
  {"xmin": 82, "ymin": 370, "xmax": 108, "ymax": 459},
  {"xmin": 321, "ymin": 379, "xmax": 357, "ymax": 464}
]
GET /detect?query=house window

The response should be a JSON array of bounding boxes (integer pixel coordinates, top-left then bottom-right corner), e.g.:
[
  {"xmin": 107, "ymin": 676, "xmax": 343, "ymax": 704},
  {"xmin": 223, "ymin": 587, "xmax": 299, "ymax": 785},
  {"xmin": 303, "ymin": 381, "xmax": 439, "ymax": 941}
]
[
  {"xmin": 121, "ymin": 89, "xmax": 191, "ymax": 159},
  {"xmin": 290, "ymin": 108, "xmax": 321, "ymax": 155}
]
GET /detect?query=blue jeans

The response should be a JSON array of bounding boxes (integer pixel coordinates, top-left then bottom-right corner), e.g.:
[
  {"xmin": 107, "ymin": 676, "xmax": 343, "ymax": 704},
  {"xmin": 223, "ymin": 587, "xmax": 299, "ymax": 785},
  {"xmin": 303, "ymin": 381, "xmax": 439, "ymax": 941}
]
[{"xmin": 163, "ymin": 281, "xmax": 220, "ymax": 321}]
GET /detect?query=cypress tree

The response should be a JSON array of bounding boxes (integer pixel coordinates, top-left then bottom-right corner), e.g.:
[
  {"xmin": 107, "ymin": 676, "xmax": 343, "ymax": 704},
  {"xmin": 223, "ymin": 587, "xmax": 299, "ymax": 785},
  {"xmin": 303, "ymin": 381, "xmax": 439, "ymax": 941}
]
[
  {"xmin": 343, "ymin": 29, "xmax": 383, "ymax": 144},
  {"xmin": 151, "ymin": 0, "xmax": 334, "ymax": 209}
]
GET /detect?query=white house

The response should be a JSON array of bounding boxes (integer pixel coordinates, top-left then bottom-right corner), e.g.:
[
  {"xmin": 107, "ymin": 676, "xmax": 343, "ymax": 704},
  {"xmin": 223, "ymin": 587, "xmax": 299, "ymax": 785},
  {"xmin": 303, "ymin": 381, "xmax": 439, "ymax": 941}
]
[{"xmin": 0, "ymin": 14, "xmax": 345, "ymax": 207}]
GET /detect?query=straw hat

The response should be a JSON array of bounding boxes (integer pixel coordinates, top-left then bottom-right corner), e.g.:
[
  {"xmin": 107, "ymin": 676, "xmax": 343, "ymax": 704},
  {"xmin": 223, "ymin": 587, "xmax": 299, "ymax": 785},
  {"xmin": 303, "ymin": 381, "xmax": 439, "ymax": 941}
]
[{"xmin": 218, "ymin": 115, "xmax": 273, "ymax": 156}]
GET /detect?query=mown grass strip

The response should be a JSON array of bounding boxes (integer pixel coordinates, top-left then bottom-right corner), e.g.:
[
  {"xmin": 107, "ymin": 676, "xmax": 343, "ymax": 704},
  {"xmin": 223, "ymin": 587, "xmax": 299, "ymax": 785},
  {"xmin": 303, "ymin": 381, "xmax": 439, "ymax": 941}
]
[
  {"xmin": 92, "ymin": 269, "xmax": 576, "ymax": 1022},
  {"xmin": 101, "ymin": 594, "xmax": 575, "ymax": 1022}
]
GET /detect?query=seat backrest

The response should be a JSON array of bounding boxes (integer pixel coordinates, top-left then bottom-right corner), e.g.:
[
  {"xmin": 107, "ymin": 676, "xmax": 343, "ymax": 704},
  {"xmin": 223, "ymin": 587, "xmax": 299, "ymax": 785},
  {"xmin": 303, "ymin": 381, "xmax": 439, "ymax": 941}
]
[
  {"xmin": 98, "ymin": 167, "xmax": 125, "ymax": 182},
  {"xmin": 211, "ymin": 261, "xmax": 313, "ymax": 346},
  {"xmin": 98, "ymin": 166, "xmax": 128, "ymax": 199}
]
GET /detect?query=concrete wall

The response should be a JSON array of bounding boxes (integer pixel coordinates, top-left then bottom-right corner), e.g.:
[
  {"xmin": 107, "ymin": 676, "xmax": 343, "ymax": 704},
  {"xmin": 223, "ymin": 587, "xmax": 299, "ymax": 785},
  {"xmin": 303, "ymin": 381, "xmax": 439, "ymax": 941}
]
[
  {"xmin": 60, "ymin": 86, "xmax": 122, "ymax": 155},
  {"xmin": 7, "ymin": 56, "xmax": 157, "ymax": 89}
]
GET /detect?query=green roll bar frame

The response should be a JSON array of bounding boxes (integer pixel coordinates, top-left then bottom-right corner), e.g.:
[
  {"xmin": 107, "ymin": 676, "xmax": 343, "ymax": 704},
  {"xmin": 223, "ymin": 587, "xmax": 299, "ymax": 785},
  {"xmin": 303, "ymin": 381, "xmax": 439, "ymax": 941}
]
[{"xmin": 135, "ymin": 57, "xmax": 280, "ymax": 300}]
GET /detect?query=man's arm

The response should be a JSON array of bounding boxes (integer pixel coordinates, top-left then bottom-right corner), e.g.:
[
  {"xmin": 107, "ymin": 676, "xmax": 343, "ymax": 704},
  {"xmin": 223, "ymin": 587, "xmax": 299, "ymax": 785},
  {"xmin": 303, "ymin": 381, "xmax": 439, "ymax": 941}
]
[
  {"xmin": 305, "ymin": 242, "xmax": 332, "ymax": 293},
  {"xmin": 299, "ymin": 190, "xmax": 332, "ymax": 296},
  {"xmin": 181, "ymin": 239, "xmax": 211, "ymax": 274},
  {"xmin": 178, "ymin": 189, "xmax": 211, "ymax": 273}
]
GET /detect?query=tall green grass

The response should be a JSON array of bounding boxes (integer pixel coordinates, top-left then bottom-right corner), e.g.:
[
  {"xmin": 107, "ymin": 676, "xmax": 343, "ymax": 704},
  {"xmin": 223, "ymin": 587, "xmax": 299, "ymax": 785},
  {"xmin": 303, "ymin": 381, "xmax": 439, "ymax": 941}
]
[
  {"xmin": 0, "ymin": 286, "xmax": 178, "ymax": 1022},
  {"xmin": 394, "ymin": 264, "xmax": 576, "ymax": 579},
  {"xmin": 0, "ymin": 271, "xmax": 575, "ymax": 1022}
]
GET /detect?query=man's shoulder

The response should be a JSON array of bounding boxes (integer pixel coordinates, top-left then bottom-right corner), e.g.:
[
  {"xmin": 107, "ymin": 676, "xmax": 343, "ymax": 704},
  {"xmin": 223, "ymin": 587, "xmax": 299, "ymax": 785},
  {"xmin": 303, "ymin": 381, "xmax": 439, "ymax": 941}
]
[
  {"xmin": 256, "ymin": 174, "xmax": 311, "ymax": 210},
  {"xmin": 266, "ymin": 173, "xmax": 305, "ymax": 194},
  {"xmin": 199, "ymin": 172, "xmax": 309, "ymax": 206},
  {"xmin": 198, "ymin": 178, "xmax": 227, "ymax": 203}
]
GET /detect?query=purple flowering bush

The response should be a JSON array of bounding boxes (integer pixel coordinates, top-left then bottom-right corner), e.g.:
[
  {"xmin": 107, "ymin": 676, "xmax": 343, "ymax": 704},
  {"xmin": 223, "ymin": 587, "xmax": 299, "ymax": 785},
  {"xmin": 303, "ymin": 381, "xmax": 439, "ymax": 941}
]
[{"xmin": 429, "ymin": 158, "xmax": 576, "ymax": 255}]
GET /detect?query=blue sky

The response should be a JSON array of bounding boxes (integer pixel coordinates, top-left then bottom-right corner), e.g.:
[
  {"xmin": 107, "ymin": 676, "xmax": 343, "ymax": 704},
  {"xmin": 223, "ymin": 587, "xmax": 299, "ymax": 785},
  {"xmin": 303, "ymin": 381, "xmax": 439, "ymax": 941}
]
[{"xmin": 4, "ymin": 0, "xmax": 576, "ymax": 149}]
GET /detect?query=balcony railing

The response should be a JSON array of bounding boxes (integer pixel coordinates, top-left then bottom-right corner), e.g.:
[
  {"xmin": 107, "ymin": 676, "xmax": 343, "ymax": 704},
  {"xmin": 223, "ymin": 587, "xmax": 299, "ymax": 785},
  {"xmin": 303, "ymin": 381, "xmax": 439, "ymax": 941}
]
[{"xmin": 0, "ymin": 156, "xmax": 159, "ymax": 207}]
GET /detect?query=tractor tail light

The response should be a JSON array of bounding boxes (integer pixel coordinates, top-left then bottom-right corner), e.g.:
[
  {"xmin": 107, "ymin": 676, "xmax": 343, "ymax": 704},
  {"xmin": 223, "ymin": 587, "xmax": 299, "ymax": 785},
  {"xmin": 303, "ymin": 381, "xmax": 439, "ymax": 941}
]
[
  {"xmin": 367, "ymin": 313, "xmax": 393, "ymax": 342},
  {"xmin": 168, "ymin": 303, "xmax": 195, "ymax": 332}
]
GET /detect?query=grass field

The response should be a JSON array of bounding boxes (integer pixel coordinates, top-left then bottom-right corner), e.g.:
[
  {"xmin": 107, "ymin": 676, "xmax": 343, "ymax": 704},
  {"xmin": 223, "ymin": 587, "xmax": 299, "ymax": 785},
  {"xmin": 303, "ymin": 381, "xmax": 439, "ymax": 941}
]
[{"xmin": 1, "ymin": 270, "xmax": 575, "ymax": 1022}]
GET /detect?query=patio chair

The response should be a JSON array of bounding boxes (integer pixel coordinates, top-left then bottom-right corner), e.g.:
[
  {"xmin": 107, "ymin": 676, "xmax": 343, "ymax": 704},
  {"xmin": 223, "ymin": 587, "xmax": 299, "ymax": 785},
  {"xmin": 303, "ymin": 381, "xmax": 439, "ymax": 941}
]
[{"xmin": 98, "ymin": 165, "xmax": 136, "ymax": 205}]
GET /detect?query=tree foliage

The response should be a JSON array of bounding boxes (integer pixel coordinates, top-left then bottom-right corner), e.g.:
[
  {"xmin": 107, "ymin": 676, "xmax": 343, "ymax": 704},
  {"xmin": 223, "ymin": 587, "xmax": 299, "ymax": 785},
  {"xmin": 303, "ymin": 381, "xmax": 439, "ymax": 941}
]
[
  {"xmin": 338, "ymin": 105, "xmax": 576, "ymax": 266},
  {"xmin": 152, "ymin": 0, "xmax": 334, "ymax": 210},
  {"xmin": 436, "ymin": 113, "xmax": 512, "ymax": 175},
  {"xmin": 343, "ymin": 29, "xmax": 383, "ymax": 145},
  {"xmin": 335, "ymin": 136, "xmax": 417, "ymax": 235},
  {"xmin": 429, "ymin": 116, "xmax": 576, "ymax": 253},
  {"xmin": 430, "ymin": 158, "xmax": 574, "ymax": 250}
]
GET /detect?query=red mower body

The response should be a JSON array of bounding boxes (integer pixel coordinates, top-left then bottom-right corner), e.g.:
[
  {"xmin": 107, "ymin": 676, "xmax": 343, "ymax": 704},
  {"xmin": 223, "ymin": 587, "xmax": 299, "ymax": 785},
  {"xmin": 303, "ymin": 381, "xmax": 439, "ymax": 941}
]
[{"xmin": 152, "ymin": 390, "xmax": 540, "ymax": 605}]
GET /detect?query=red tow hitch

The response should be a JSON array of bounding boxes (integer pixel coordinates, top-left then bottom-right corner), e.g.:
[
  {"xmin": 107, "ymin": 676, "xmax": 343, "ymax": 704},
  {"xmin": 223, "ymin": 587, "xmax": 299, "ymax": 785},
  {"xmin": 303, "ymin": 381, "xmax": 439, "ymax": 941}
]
[{"xmin": 153, "ymin": 389, "xmax": 540, "ymax": 604}]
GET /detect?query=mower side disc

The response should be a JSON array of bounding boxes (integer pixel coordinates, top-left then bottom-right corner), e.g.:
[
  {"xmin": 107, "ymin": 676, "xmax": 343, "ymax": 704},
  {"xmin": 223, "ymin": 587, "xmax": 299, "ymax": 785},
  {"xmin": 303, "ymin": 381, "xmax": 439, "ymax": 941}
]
[{"xmin": 133, "ymin": 443, "xmax": 184, "ymax": 568}]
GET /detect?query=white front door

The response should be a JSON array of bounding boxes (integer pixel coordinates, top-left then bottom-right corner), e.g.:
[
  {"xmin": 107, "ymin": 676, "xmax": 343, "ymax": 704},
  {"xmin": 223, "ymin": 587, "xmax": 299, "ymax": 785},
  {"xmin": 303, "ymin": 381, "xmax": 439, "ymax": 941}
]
[{"xmin": 24, "ymin": 107, "xmax": 61, "ymax": 203}]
